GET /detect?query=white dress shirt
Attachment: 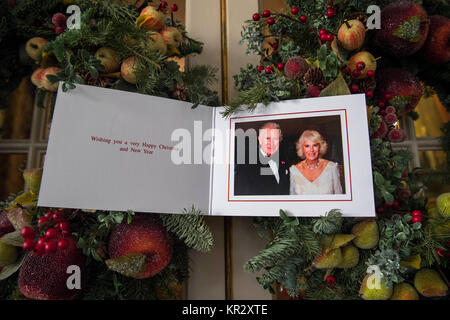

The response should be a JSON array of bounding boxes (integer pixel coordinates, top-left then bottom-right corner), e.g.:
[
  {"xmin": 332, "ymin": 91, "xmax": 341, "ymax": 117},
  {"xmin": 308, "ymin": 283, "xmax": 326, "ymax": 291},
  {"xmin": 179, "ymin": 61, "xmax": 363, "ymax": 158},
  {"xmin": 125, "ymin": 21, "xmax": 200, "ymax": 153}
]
[{"xmin": 260, "ymin": 148, "xmax": 280, "ymax": 184}]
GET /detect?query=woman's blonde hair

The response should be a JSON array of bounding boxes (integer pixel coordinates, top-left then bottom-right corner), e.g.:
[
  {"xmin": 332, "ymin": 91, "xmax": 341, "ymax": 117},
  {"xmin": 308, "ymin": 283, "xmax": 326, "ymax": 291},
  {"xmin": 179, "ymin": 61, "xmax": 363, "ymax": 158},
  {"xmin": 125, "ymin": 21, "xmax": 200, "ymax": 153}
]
[{"xmin": 296, "ymin": 129, "xmax": 328, "ymax": 159}]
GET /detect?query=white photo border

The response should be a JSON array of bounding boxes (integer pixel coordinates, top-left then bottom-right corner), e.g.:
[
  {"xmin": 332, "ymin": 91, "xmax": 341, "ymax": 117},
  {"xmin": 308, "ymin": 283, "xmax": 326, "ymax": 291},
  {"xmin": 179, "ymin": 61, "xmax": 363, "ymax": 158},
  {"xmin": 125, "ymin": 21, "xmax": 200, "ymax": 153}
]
[{"xmin": 228, "ymin": 109, "xmax": 352, "ymax": 201}]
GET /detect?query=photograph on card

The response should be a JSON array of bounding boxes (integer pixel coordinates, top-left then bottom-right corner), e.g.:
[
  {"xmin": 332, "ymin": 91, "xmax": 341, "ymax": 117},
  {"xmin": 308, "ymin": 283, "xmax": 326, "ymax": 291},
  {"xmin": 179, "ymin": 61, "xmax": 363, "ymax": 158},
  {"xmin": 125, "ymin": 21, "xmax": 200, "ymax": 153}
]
[{"xmin": 229, "ymin": 110, "xmax": 351, "ymax": 201}]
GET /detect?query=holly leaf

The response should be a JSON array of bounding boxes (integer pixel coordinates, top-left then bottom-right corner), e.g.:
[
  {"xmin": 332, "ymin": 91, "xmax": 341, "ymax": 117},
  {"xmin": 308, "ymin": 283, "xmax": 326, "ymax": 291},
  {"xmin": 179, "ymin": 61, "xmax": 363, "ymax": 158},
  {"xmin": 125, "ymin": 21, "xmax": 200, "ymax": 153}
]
[
  {"xmin": 393, "ymin": 15, "xmax": 421, "ymax": 43},
  {"xmin": 0, "ymin": 254, "xmax": 25, "ymax": 281},
  {"xmin": 105, "ymin": 253, "xmax": 147, "ymax": 278},
  {"xmin": 46, "ymin": 74, "xmax": 59, "ymax": 84},
  {"xmin": 381, "ymin": 188, "xmax": 394, "ymax": 204},
  {"xmin": 88, "ymin": 66, "xmax": 99, "ymax": 79},
  {"xmin": 279, "ymin": 209, "xmax": 299, "ymax": 227},
  {"xmin": 390, "ymin": 95, "xmax": 414, "ymax": 113},
  {"xmin": 1, "ymin": 231, "xmax": 23, "ymax": 247},
  {"xmin": 374, "ymin": 171, "xmax": 385, "ymax": 187},
  {"xmin": 331, "ymin": 39, "xmax": 348, "ymax": 62},
  {"xmin": 319, "ymin": 73, "xmax": 351, "ymax": 97}
]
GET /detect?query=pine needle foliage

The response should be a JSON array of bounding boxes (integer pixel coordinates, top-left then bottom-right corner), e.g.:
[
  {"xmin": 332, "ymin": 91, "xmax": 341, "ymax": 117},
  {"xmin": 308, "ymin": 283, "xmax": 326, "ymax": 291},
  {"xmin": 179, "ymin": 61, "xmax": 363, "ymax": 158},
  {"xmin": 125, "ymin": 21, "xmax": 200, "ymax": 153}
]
[
  {"xmin": 160, "ymin": 206, "xmax": 214, "ymax": 253},
  {"xmin": 245, "ymin": 210, "xmax": 327, "ymax": 297}
]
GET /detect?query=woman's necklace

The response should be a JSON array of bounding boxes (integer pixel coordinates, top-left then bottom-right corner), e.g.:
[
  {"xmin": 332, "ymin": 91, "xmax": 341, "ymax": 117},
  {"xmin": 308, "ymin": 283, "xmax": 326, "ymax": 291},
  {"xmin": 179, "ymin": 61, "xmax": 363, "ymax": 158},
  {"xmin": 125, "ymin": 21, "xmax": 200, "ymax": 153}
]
[{"xmin": 304, "ymin": 159, "xmax": 320, "ymax": 170}]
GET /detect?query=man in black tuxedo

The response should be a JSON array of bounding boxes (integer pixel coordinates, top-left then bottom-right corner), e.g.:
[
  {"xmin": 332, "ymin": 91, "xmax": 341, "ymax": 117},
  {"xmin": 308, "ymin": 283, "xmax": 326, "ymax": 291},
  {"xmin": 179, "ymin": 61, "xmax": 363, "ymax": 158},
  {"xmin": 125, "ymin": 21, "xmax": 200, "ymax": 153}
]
[{"xmin": 234, "ymin": 122, "xmax": 290, "ymax": 195}]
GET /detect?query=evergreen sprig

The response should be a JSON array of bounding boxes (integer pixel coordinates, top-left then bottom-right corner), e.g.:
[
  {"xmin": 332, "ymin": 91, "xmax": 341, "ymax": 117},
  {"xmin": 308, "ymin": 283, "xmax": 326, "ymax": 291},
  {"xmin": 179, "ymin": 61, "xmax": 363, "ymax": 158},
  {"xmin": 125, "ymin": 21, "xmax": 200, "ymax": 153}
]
[
  {"xmin": 223, "ymin": 76, "xmax": 297, "ymax": 117},
  {"xmin": 182, "ymin": 65, "xmax": 219, "ymax": 107},
  {"xmin": 160, "ymin": 206, "xmax": 214, "ymax": 253}
]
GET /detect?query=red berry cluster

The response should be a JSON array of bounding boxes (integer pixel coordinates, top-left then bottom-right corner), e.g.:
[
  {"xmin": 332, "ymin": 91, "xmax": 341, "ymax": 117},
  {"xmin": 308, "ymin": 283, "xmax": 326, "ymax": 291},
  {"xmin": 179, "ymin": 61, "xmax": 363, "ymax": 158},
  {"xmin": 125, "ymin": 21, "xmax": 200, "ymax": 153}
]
[
  {"xmin": 265, "ymin": 66, "xmax": 274, "ymax": 74},
  {"xmin": 435, "ymin": 245, "xmax": 450, "ymax": 258},
  {"xmin": 159, "ymin": 1, "xmax": 168, "ymax": 9},
  {"xmin": 158, "ymin": 1, "xmax": 178, "ymax": 12},
  {"xmin": 21, "ymin": 211, "xmax": 73, "ymax": 256},
  {"xmin": 51, "ymin": 13, "xmax": 67, "ymax": 35},
  {"xmin": 271, "ymin": 41, "xmax": 279, "ymax": 56},
  {"xmin": 326, "ymin": 9, "xmax": 335, "ymax": 18},
  {"xmin": 410, "ymin": 210, "xmax": 422, "ymax": 224},
  {"xmin": 376, "ymin": 199, "xmax": 400, "ymax": 214},
  {"xmin": 325, "ymin": 275, "xmax": 336, "ymax": 286},
  {"xmin": 319, "ymin": 29, "xmax": 334, "ymax": 43},
  {"xmin": 256, "ymin": 64, "xmax": 286, "ymax": 74},
  {"xmin": 252, "ymin": 9, "xmax": 307, "ymax": 26}
]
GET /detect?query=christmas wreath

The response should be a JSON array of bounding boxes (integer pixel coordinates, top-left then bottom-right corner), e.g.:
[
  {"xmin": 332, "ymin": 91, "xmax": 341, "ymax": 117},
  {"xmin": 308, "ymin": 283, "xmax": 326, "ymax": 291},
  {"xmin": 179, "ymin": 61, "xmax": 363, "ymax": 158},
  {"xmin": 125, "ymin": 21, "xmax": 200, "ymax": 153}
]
[
  {"xmin": 0, "ymin": 0, "xmax": 218, "ymax": 300},
  {"xmin": 230, "ymin": 0, "xmax": 450, "ymax": 300}
]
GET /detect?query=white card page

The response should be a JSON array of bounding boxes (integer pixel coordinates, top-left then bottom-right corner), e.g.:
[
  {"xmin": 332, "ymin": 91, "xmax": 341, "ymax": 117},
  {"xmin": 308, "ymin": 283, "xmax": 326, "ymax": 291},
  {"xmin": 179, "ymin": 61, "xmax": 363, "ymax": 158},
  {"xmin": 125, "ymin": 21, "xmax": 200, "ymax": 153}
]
[
  {"xmin": 38, "ymin": 84, "xmax": 213, "ymax": 214},
  {"xmin": 211, "ymin": 94, "xmax": 376, "ymax": 217}
]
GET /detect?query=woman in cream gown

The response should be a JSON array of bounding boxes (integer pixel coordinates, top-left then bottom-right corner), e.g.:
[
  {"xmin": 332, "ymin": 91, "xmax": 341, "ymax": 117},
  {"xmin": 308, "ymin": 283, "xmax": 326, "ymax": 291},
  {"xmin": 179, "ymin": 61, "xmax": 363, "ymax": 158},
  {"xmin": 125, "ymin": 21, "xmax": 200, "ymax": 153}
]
[{"xmin": 290, "ymin": 130, "xmax": 343, "ymax": 195}]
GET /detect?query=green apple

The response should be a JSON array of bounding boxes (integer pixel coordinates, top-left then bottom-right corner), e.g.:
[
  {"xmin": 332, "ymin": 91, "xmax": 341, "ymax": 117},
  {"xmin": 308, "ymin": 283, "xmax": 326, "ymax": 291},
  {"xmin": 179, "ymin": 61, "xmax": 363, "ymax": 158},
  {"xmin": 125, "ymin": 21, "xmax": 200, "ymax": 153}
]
[
  {"xmin": 145, "ymin": 32, "xmax": 167, "ymax": 55},
  {"xmin": 121, "ymin": 56, "xmax": 138, "ymax": 84},
  {"xmin": 95, "ymin": 47, "xmax": 120, "ymax": 73},
  {"xmin": 437, "ymin": 193, "xmax": 450, "ymax": 217},
  {"xmin": 0, "ymin": 239, "xmax": 18, "ymax": 267},
  {"xmin": 160, "ymin": 27, "xmax": 183, "ymax": 48},
  {"xmin": 25, "ymin": 37, "xmax": 48, "ymax": 61}
]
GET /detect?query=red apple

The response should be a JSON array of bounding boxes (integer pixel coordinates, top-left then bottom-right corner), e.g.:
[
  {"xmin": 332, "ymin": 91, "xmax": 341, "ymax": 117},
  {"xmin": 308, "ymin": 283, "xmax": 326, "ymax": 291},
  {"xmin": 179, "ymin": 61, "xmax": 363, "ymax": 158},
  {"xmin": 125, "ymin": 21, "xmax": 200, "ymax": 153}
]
[
  {"xmin": 25, "ymin": 37, "xmax": 48, "ymax": 61},
  {"xmin": 376, "ymin": 68, "xmax": 422, "ymax": 115},
  {"xmin": 108, "ymin": 214, "xmax": 173, "ymax": 279},
  {"xmin": 138, "ymin": 5, "xmax": 166, "ymax": 31},
  {"xmin": 120, "ymin": 56, "xmax": 138, "ymax": 84},
  {"xmin": 421, "ymin": 15, "xmax": 450, "ymax": 65},
  {"xmin": 41, "ymin": 67, "xmax": 62, "ymax": 92},
  {"xmin": 18, "ymin": 236, "xmax": 85, "ymax": 300},
  {"xmin": 373, "ymin": 1, "xmax": 429, "ymax": 57},
  {"xmin": 160, "ymin": 27, "xmax": 183, "ymax": 48},
  {"xmin": 94, "ymin": 47, "xmax": 120, "ymax": 73},
  {"xmin": 31, "ymin": 68, "xmax": 46, "ymax": 88},
  {"xmin": 337, "ymin": 19, "xmax": 366, "ymax": 51}
]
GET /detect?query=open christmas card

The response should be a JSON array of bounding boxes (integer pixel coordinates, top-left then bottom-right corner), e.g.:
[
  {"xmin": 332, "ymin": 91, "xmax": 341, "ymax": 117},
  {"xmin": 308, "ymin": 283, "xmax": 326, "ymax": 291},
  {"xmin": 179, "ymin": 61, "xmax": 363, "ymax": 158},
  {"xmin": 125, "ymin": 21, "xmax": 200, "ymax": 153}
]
[{"xmin": 38, "ymin": 84, "xmax": 375, "ymax": 217}]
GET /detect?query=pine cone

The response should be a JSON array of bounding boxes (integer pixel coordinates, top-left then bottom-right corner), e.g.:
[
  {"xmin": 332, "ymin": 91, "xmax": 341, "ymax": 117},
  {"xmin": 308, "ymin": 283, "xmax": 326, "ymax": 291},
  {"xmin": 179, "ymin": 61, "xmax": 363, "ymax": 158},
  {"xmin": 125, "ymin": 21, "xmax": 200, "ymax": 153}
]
[
  {"xmin": 173, "ymin": 83, "xmax": 188, "ymax": 101},
  {"xmin": 303, "ymin": 67, "xmax": 324, "ymax": 86},
  {"xmin": 357, "ymin": 77, "xmax": 377, "ymax": 93},
  {"xmin": 77, "ymin": 71, "xmax": 111, "ymax": 87}
]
